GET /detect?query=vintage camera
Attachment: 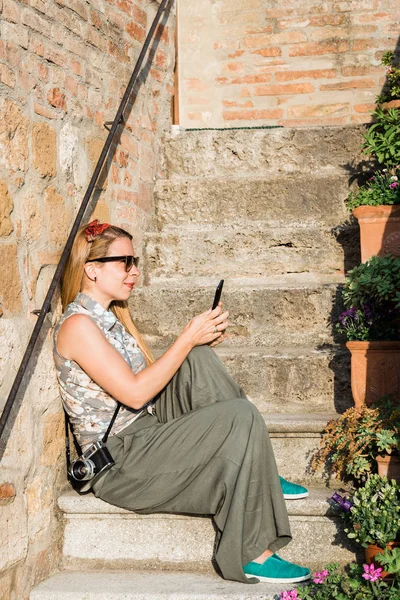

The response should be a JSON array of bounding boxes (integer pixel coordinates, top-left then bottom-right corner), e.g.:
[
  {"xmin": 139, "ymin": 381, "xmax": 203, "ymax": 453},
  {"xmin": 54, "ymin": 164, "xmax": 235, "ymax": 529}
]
[{"xmin": 69, "ymin": 440, "xmax": 115, "ymax": 493}]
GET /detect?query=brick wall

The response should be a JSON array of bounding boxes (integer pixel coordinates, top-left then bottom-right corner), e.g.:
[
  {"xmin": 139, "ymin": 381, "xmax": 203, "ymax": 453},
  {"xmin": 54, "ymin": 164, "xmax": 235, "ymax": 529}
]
[
  {"xmin": 0, "ymin": 0, "xmax": 175, "ymax": 597},
  {"xmin": 178, "ymin": 0, "xmax": 399, "ymax": 128}
]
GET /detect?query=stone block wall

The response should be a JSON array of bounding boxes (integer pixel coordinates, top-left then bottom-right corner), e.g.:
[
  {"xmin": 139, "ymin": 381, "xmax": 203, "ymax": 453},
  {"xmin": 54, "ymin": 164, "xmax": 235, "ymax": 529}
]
[
  {"xmin": 178, "ymin": 0, "xmax": 399, "ymax": 128},
  {"xmin": 0, "ymin": 0, "xmax": 175, "ymax": 597}
]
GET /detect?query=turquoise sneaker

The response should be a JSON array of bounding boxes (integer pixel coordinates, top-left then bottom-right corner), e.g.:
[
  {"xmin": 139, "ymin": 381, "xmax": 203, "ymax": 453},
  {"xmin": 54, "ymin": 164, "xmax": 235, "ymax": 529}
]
[
  {"xmin": 279, "ymin": 476, "xmax": 308, "ymax": 500},
  {"xmin": 243, "ymin": 554, "xmax": 311, "ymax": 583}
]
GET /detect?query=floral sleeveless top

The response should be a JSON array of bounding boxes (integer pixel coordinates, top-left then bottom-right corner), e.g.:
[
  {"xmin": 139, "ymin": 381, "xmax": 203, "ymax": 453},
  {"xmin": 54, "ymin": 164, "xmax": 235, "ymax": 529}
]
[{"xmin": 53, "ymin": 292, "xmax": 151, "ymax": 450}]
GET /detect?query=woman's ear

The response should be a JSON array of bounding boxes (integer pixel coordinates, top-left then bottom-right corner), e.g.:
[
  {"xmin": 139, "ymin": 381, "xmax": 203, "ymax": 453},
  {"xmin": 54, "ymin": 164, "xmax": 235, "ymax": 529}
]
[{"xmin": 84, "ymin": 264, "xmax": 97, "ymax": 282}]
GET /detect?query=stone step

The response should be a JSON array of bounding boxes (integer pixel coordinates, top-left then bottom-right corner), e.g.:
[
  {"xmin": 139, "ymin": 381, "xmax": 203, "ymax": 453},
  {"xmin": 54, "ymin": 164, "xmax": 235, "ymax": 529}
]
[
  {"xmin": 144, "ymin": 225, "xmax": 359, "ymax": 280},
  {"xmin": 130, "ymin": 275, "xmax": 344, "ymax": 348},
  {"xmin": 214, "ymin": 346, "xmax": 351, "ymax": 414},
  {"xmin": 30, "ymin": 571, "xmax": 289, "ymax": 600},
  {"xmin": 153, "ymin": 174, "xmax": 353, "ymax": 230},
  {"xmin": 151, "ymin": 345, "xmax": 351, "ymax": 414},
  {"xmin": 57, "ymin": 484, "xmax": 358, "ymax": 576},
  {"xmin": 159, "ymin": 126, "xmax": 366, "ymax": 180}
]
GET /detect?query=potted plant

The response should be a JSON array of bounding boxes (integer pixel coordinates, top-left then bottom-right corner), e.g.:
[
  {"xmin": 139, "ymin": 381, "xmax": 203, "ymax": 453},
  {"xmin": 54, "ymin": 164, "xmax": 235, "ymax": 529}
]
[
  {"xmin": 376, "ymin": 51, "xmax": 400, "ymax": 109},
  {"xmin": 311, "ymin": 399, "xmax": 400, "ymax": 486},
  {"xmin": 278, "ymin": 558, "xmax": 400, "ymax": 599},
  {"xmin": 347, "ymin": 166, "xmax": 400, "ymax": 262},
  {"xmin": 336, "ymin": 255, "xmax": 400, "ymax": 406},
  {"xmin": 335, "ymin": 475, "xmax": 400, "ymax": 565},
  {"xmin": 348, "ymin": 106, "xmax": 400, "ymax": 262}
]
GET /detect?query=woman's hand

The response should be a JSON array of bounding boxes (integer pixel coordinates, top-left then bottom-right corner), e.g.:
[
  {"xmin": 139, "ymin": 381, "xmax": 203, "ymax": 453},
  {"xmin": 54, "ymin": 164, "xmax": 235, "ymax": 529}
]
[{"xmin": 181, "ymin": 302, "xmax": 229, "ymax": 349}]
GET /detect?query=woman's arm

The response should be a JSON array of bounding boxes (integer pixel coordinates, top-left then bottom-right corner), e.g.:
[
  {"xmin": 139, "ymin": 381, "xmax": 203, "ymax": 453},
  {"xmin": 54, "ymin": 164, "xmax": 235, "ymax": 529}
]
[{"xmin": 56, "ymin": 305, "xmax": 228, "ymax": 410}]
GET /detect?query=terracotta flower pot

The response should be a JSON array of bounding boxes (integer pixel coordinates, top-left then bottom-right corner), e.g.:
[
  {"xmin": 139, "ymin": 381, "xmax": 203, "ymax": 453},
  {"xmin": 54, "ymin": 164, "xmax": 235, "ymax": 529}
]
[
  {"xmin": 346, "ymin": 341, "xmax": 400, "ymax": 407},
  {"xmin": 376, "ymin": 454, "xmax": 400, "ymax": 483},
  {"xmin": 365, "ymin": 542, "xmax": 400, "ymax": 577},
  {"xmin": 353, "ymin": 205, "xmax": 400, "ymax": 263}
]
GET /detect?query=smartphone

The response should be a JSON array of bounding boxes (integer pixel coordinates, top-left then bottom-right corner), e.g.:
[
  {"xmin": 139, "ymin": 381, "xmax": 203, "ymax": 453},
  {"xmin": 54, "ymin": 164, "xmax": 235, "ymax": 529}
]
[{"xmin": 212, "ymin": 280, "xmax": 224, "ymax": 310}]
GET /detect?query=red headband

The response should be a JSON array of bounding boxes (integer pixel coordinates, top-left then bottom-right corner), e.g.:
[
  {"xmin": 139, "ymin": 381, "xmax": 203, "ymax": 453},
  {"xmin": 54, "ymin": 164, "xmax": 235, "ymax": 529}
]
[{"xmin": 84, "ymin": 219, "xmax": 110, "ymax": 242}]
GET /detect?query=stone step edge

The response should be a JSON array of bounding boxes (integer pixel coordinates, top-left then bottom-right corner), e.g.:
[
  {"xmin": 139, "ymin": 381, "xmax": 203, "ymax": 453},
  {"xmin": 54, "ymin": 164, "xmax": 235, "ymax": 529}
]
[
  {"xmin": 58, "ymin": 485, "xmax": 336, "ymax": 518},
  {"xmin": 30, "ymin": 570, "xmax": 288, "ymax": 600},
  {"xmin": 135, "ymin": 274, "xmax": 344, "ymax": 290},
  {"xmin": 154, "ymin": 168, "xmax": 352, "ymax": 184},
  {"xmin": 145, "ymin": 223, "xmax": 356, "ymax": 235}
]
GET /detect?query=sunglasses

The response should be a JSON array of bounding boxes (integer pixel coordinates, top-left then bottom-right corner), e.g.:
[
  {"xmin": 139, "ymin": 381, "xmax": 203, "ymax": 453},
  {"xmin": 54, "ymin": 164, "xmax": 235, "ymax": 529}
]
[{"xmin": 86, "ymin": 255, "xmax": 140, "ymax": 272}]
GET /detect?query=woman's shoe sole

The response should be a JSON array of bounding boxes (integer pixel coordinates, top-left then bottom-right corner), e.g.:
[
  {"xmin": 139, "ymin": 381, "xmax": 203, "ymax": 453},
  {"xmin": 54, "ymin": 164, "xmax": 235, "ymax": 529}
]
[
  {"xmin": 244, "ymin": 572, "xmax": 311, "ymax": 583},
  {"xmin": 283, "ymin": 491, "xmax": 309, "ymax": 500}
]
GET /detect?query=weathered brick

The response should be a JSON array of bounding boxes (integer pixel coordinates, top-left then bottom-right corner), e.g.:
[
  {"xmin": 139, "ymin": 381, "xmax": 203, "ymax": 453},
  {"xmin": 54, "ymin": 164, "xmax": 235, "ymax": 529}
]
[
  {"xmin": 0, "ymin": 180, "xmax": 14, "ymax": 236},
  {"xmin": 133, "ymin": 3, "xmax": 147, "ymax": 28},
  {"xmin": 254, "ymin": 83, "xmax": 314, "ymax": 96},
  {"xmin": 231, "ymin": 74, "xmax": 271, "ymax": 85},
  {"xmin": 277, "ymin": 17, "xmax": 311, "ymax": 29},
  {"xmin": 309, "ymin": 14, "xmax": 347, "ymax": 26},
  {"xmin": 223, "ymin": 108, "xmax": 283, "ymax": 120},
  {"xmin": 276, "ymin": 69, "xmax": 337, "ymax": 81},
  {"xmin": 311, "ymin": 25, "xmax": 377, "ymax": 41},
  {"xmin": 289, "ymin": 40, "xmax": 350, "ymax": 56},
  {"xmin": 47, "ymin": 87, "xmax": 67, "ymax": 110},
  {"xmin": 352, "ymin": 39, "xmax": 377, "ymax": 51},
  {"xmin": 341, "ymin": 65, "xmax": 382, "ymax": 77},
  {"xmin": 33, "ymin": 102, "xmax": 58, "ymax": 119},
  {"xmin": 0, "ymin": 244, "xmax": 22, "ymax": 313},
  {"xmin": 250, "ymin": 47, "xmax": 282, "ymax": 57},
  {"xmin": 243, "ymin": 30, "xmax": 307, "ymax": 48},
  {"xmin": 222, "ymin": 100, "xmax": 253, "ymax": 108},
  {"xmin": 70, "ymin": 58, "xmax": 83, "ymax": 76},
  {"xmin": 279, "ymin": 116, "xmax": 348, "ymax": 127},
  {"xmin": 0, "ymin": 63, "xmax": 15, "ymax": 88},
  {"xmin": 354, "ymin": 103, "xmax": 377, "ymax": 113},
  {"xmin": 0, "ymin": 98, "xmax": 29, "ymax": 173},
  {"xmin": 44, "ymin": 186, "xmax": 70, "ymax": 247},
  {"xmin": 320, "ymin": 78, "xmax": 375, "ymax": 91},
  {"xmin": 0, "ymin": 483, "xmax": 16, "ymax": 505},
  {"xmin": 32, "ymin": 122, "xmax": 57, "ymax": 177},
  {"xmin": 2, "ymin": 0, "xmax": 19, "ymax": 23},
  {"xmin": 287, "ymin": 103, "xmax": 350, "ymax": 118},
  {"xmin": 65, "ymin": 75, "xmax": 78, "ymax": 96},
  {"xmin": 22, "ymin": 9, "xmax": 50, "ymax": 35}
]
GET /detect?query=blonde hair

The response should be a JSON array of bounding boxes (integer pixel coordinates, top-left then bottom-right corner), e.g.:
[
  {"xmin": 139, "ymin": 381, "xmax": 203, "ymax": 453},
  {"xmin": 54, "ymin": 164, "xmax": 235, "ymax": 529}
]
[{"xmin": 61, "ymin": 223, "xmax": 154, "ymax": 366}]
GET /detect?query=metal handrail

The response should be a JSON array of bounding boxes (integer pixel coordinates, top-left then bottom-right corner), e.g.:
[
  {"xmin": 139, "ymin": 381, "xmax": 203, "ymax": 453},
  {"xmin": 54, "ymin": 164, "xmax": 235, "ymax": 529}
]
[{"xmin": 0, "ymin": 0, "xmax": 174, "ymax": 450}]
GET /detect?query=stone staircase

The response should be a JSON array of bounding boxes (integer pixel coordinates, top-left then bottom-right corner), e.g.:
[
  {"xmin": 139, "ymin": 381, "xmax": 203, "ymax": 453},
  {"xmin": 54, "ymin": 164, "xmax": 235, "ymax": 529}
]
[{"xmin": 30, "ymin": 126, "xmax": 365, "ymax": 599}]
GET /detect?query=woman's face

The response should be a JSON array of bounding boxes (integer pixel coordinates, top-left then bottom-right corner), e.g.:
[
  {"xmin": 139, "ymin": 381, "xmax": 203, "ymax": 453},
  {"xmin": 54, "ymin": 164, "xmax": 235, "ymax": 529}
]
[{"xmin": 84, "ymin": 236, "xmax": 140, "ymax": 305}]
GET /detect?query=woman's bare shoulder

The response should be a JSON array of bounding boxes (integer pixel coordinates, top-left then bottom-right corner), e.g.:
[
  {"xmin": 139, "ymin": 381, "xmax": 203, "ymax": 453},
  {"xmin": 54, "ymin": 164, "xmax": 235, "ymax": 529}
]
[{"xmin": 57, "ymin": 314, "xmax": 104, "ymax": 358}]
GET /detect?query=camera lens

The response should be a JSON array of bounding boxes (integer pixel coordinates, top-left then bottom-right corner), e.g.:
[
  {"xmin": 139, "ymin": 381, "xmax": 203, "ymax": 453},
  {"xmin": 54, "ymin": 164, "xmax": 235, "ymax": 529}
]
[{"xmin": 71, "ymin": 458, "xmax": 95, "ymax": 481}]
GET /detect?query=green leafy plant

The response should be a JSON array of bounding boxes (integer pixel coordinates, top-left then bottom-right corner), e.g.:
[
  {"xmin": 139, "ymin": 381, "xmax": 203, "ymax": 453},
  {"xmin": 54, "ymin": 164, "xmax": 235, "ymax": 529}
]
[
  {"xmin": 277, "ymin": 561, "xmax": 400, "ymax": 599},
  {"xmin": 311, "ymin": 399, "xmax": 400, "ymax": 484},
  {"xmin": 337, "ymin": 255, "xmax": 400, "ymax": 341},
  {"xmin": 346, "ymin": 167, "xmax": 400, "ymax": 210},
  {"xmin": 343, "ymin": 475, "xmax": 400, "ymax": 548},
  {"xmin": 376, "ymin": 547, "xmax": 400, "ymax": 574},
  {"xmin": 362, "ymin": 107, "xmax": 400, "ymax": 168},
  {"xmin": 376, "ymin": 51, "xmax": 400, "ymax": 104}
]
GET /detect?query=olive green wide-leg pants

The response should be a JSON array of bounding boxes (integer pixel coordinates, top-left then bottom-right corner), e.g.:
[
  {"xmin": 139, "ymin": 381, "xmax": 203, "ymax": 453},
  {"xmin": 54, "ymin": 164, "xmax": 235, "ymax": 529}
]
[{"xmin": 93, "ymin": 345, "xmax": 291, "ymax": 583}]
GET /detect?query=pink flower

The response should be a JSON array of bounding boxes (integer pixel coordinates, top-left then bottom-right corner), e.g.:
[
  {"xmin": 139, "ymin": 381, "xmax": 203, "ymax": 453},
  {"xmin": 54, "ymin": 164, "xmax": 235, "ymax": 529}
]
[
  {"xmin": 280, "ymin": 591, "xmax": 298, "ymax": 599},
  {"xmin": 362, "ymin": 563, "xmax": 383, "ymax": 582},
  {"xmin": 389, "ymin": 181, "xmax": 399, "ymax": 189},
  {"xmin": 313, "ymin": 569, "xmax": 329, "ymax": 584}
]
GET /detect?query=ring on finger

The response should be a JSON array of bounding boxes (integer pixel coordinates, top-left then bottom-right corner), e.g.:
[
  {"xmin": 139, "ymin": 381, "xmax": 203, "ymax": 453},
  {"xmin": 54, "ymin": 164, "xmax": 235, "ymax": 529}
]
[{"xmin": 213, "ymin": 326, "xmax": 218, "ymax": 333}]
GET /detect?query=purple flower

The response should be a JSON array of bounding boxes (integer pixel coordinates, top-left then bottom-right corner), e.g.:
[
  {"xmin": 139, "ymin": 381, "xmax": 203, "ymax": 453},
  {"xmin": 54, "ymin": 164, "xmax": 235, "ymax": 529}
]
[
  {"xmin": 280, "ymin": 590, "xmax": 298, "ymax": 599},
  {"xmin": 313, "ymin": 569, "xmax": 329, "ymax": 584},
  {"xmin": 338, "ymin": 307, "xmax": 358, "ymax": 325},
  {"xmin": 362, "ymin": 563, "xmax": 383, "ymax": 582},
  {"xmin": 389, "ymin": 181, "xmax": 399, "ymax": 189}
]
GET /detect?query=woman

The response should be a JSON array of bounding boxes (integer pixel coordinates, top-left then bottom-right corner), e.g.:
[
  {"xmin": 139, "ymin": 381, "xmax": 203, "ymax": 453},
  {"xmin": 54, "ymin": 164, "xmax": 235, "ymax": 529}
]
[{"xmin": 53, "ymin": 219, "xmax": 311, "ymax": 585}]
